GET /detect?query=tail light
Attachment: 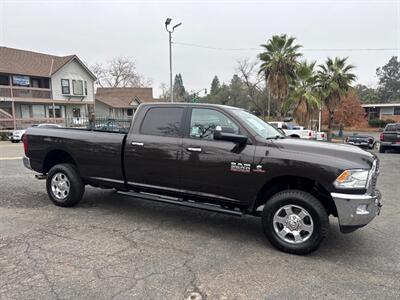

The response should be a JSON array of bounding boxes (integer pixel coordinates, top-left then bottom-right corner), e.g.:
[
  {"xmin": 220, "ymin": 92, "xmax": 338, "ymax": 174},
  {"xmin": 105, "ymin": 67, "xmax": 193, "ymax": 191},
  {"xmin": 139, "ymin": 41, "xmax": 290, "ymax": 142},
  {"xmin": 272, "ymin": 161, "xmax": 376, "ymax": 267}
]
[
  {"xmin": 308, "ymin": 131, "xmax": 312, "ymax": 137},
  {"xmin": 321, "ymin": 133, "xmax": 325, "ymax": 139},
  {"xmin": 380, "ymin": 133, "xmax": 384, "ymax": 141},
  {"xmin": 22, "ymin": 134, "xmax": 28, "ymax": 154}
]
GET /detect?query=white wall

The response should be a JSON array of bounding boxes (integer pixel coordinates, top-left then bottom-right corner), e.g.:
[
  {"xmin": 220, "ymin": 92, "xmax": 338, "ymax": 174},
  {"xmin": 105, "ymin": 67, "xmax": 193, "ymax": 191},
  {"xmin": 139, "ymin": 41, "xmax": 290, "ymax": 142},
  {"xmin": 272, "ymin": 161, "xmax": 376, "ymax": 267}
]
[
  {"xmin": 51, "ymin": 59, "xmax": 94, "ymax": 102},
  {"xmin": 380, "ymin": 106, "xmax": 394, "ymax": 116}
]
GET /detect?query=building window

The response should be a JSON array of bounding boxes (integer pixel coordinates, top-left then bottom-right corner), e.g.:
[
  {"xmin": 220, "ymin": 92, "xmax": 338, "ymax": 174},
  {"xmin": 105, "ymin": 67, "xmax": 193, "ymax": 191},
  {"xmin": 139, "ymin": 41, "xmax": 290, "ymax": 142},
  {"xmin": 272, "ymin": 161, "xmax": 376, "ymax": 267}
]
[
  {"xmin": 61, "ymin": 79, "xmax": 70, "ymax": 94},
  {"xmin": 0, "ymin": 74, "xmax": 10, "ymax": 85},
  {"xmin": 32, "ymin": 105, "xmax": 45, "ymax": 118},
  {"xmin": 394, "ymin": 107, "xmax": 400, "ymax": 115},
  {"xmin": 127, "ymin": 108, "xmax": 133, "ymax": 116},
  {"xmin": 84, "ymin": 81, "xmax": 88, "ymax": 95},
  {"xmin": 48, "ymin": 105, "xmax": 62, "ymax": 118},
  {"xmin": 31, "ymin": 79, "xmax": 40, "ymax": 88},
  {"xmin": 72, "ymin": 107, "xmax": 81, "ymax": 118},
  {"xmin": 12, "ymin": 75, "xmax": 30, "ymax": 86},
  {"xmin": 72, "ymin": 80, "xmax": 83, "ymax": 95},
  {"xmin": 21, "ymin": 105, "xmax": 30, "ymax": 118},
  {"xmin": 367, "ymin": 107, "xmax": 380, "ymax": 120}
]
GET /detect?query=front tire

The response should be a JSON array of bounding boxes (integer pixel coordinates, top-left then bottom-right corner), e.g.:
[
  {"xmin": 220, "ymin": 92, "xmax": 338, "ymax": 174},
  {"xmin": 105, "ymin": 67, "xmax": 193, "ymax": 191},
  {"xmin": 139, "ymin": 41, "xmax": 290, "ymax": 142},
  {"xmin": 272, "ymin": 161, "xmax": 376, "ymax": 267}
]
[
  {"xmin": 262, "ymin": 189, "xmax": 329, "ymax": 255},
  {"xmin": 46, "ymin": 163, "xmax": 84, "ymax": 207}
]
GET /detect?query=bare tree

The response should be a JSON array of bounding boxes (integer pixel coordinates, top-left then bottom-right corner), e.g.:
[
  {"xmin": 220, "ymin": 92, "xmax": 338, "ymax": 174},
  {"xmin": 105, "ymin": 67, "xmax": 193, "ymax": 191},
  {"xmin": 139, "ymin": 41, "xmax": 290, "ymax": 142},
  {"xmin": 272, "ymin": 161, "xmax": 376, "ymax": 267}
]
[
  {"xmin": 159, "ymin": 82, "xmax": 169, "ymax": 101},
  {"xmin": 236, "ymin": 58, "xmax": 269, "ymax": 119},
  {"xmin": 91, "ymin": 57, "xmax": 152, "ymax": 89}
]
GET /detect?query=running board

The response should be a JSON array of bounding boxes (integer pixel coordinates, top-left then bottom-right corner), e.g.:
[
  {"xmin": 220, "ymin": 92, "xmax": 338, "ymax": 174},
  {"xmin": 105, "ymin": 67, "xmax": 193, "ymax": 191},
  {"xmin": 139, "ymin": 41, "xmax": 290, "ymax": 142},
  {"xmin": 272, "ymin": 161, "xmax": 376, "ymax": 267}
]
[
  {"xmin": 116, "ymin": 191, "xmax": 243, "ymax": 216},
  {"xmin": 35, "ymin": 174, "xmax": 47, "ymax": 180}
]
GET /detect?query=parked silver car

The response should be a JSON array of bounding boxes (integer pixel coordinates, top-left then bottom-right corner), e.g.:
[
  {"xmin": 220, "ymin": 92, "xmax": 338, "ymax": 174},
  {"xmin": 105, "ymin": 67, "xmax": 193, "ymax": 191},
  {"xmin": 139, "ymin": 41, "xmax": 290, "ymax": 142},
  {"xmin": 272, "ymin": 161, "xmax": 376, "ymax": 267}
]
[{"xmin": 8, "ymin": 124, "xmax": 62, "ymax": 143}]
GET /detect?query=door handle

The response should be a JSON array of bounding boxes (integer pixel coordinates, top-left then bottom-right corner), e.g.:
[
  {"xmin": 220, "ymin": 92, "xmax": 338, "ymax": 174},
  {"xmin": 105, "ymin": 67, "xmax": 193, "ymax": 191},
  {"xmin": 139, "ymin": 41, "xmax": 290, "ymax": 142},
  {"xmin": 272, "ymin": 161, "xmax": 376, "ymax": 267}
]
[
  {"xmin": 131, "ymin": 142, "xmax": 144, "ymax": 146},
  {"xmin": 187, "ymin": 147, "xmax": 202, "ymax": 152}
]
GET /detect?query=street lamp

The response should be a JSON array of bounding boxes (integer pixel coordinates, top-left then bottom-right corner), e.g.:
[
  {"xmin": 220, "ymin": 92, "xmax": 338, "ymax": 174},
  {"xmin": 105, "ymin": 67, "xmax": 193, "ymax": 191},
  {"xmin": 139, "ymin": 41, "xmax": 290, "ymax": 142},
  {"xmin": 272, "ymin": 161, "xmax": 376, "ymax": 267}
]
[{"xmin": 165, "ymin": 18, "xmax": 182, "ymax": 103}]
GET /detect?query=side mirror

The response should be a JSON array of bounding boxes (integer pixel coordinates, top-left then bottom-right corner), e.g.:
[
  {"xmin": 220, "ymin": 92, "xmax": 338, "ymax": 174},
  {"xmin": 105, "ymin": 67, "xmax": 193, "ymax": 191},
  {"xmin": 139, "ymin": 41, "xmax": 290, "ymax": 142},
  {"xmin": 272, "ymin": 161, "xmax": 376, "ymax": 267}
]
[{"xmin": 214, "ymin": 126, "xmax": 248, "ymax": 145}]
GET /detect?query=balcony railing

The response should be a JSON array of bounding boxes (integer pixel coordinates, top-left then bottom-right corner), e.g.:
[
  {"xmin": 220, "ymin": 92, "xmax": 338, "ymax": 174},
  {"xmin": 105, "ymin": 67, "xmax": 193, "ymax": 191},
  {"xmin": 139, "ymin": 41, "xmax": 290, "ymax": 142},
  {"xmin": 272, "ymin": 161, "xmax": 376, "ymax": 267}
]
[
  {"xmin": 12, "ymin": 87, "xmax": 51, "ymax": 99},
  {"xmin": 0, "ymin": 86, "xmax": 12, "ymax": 98},
  {"xmin": 0, "ymin": 86, "xmax": 51, "ymax": 99}
]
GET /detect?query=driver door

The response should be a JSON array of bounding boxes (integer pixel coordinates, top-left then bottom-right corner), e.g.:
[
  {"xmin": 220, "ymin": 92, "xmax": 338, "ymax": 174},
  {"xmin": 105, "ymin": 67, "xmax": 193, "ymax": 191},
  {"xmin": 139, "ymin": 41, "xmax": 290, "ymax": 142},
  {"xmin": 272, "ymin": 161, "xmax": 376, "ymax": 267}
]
[{"xmin": 180, "ymin": 107, "xmax": 256, "ymax": 204}]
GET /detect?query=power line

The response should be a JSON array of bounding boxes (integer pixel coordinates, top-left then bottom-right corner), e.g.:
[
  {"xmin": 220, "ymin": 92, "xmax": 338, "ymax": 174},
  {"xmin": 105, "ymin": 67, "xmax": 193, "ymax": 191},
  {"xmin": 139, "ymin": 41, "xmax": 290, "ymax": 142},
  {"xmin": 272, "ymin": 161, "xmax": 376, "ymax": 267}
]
[{"xmin": 173, "ymin": 41, "xmax": 400, "ymax": 52}]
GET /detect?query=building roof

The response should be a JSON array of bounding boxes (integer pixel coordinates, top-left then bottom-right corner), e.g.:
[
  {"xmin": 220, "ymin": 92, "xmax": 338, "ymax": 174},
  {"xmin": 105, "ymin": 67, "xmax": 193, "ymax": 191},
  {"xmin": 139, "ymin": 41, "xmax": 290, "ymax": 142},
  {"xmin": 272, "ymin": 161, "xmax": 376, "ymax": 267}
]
[
  {"xmin": 0, "ymin": 46, "xmax": 96, "ymax": 79},
  {"xmin": 362, "ymin": 103, "xmax": 400, "ymax": 108},
  {"xmin": 95, "ymin": 87, "xmax": 155, "ymax": 108}
]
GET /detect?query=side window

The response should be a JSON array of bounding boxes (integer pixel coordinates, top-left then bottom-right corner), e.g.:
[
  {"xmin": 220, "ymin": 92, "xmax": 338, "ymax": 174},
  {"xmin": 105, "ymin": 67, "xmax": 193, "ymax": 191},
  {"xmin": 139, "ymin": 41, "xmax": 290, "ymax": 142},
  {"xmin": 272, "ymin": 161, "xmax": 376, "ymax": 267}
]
[
  {"xmin": 61, "ymin": 79, "xmax": 70, "ymax": 94},
  {"xmin": 190, "ymin": 108, "xmax": 239, "ymax": 140},
  {"xmin": 140, "ymin": 107, "xmax": 183, "ymax": 137}
]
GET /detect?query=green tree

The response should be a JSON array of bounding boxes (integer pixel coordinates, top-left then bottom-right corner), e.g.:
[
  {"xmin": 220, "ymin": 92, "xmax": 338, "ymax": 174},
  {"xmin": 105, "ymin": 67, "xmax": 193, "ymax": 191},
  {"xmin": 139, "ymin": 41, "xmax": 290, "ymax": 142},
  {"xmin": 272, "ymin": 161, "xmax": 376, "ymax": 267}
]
[
  {"xmin": 355, "ymin": 84, "xmax": 379, "ymax": 104},
  {"xmin": 376, "ymin": 56, "xmax": 400, "ymax": 102},
  {"xmin": 317, "ymin": 57, "xmax": 356, "ymax": 140},
  {"xmin": 173, "ymin": 74, "xmax": 186, "ymax": 102},
  {"xmin": 210, "ymin": 76, "xmax": 221, "ymax": 95},
  {"xmin": 258, "ymin": 34, "xmax": 302, "ymax": 115},
  {"xmin": 285, "ymin": 61, "xmax": 320, "ymax": 127}
]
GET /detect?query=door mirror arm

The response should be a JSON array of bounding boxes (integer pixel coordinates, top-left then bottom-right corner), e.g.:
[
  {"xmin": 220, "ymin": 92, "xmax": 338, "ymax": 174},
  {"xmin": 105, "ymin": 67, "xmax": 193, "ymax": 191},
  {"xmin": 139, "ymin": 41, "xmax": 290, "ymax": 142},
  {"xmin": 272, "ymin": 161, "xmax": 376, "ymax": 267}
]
[{"xmin": 214, "ymin": 127, "xmax": 248, "ymax": 145}]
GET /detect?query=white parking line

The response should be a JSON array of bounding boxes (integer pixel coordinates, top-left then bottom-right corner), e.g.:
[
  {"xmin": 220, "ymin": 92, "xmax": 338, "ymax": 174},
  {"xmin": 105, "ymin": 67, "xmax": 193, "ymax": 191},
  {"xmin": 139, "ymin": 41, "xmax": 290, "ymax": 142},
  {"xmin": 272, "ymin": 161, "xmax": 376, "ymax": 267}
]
[{"xmin": 0, "ymin": 157, "xmax": 22, "ymax": 160}]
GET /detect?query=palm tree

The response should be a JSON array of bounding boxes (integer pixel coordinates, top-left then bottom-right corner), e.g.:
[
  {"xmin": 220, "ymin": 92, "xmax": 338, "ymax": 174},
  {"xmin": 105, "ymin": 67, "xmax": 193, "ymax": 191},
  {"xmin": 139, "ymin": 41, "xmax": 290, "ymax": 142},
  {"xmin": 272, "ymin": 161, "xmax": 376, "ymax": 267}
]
[
  {"xmin": 258, "ymin": 34, "xmax": 302, "ymax": 116},
  {"xmin": 317, "ymin": 57, "xmax": 356, "ymax": 140},
  {"xmin": 285, "ymin": 61, "xmax": 320, "ymax": 127}
]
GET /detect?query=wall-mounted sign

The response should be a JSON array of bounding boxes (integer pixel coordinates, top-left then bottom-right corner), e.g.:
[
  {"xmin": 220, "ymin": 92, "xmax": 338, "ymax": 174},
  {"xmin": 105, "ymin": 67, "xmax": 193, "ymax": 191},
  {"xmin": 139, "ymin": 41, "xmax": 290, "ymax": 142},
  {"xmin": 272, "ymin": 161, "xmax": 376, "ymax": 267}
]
[
  {"xmin": 12, "ymin": 75, "xmax": 30, "ymax": 86},
  {"xmin": 0, "ymin": 97, "xmax": 12, "ymax": 102}
]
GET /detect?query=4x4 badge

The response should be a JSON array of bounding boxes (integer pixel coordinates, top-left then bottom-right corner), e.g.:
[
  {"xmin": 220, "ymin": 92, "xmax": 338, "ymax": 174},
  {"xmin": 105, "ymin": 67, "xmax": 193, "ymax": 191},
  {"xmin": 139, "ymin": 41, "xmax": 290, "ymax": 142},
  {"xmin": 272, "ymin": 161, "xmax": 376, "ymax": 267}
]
[{"xmin": 253, "ymin": 164, "xmax": 266, "ymax": 173}]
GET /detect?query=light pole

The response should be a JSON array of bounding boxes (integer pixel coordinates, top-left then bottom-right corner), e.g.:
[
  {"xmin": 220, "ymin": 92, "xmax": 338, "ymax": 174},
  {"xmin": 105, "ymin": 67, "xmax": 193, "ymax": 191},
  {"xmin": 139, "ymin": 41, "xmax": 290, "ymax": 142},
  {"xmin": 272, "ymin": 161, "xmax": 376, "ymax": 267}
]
[{"xmin": 165, "ymin": 18, "xmax": 182, "ymax": 103}]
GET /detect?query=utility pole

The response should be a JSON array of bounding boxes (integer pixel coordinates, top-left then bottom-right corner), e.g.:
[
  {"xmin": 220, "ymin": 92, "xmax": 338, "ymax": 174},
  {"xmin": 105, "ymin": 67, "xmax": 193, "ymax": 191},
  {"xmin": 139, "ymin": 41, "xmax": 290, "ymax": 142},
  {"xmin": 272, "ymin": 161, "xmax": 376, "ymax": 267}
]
[{"xmin": 165, "ymin": 18, "xmax": 182, "ymax": 103}]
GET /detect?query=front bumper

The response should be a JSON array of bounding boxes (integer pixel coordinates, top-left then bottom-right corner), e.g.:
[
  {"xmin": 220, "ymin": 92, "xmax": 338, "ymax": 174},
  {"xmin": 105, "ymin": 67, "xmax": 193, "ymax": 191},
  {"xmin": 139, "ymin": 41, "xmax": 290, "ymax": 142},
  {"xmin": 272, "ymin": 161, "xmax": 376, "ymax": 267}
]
[
  {"xmin": 9, "ymin": 135, "xmax": 22, "ymax": 141},
  {"xmin": 346, "ymin": 141, "xmax": 369, "ymax": 147},
  {"xmin": 331, "ymin": 190, "xmax": 382, "ymax": 233}
]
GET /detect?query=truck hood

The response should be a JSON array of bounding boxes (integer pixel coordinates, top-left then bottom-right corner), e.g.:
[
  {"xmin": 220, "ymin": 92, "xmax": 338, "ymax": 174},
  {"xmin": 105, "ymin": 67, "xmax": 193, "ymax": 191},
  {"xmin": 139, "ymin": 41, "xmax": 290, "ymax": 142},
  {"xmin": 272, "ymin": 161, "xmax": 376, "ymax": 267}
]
[{"xmin": 269, "ymin": 138, "xmax": 375, "ymax": 170}]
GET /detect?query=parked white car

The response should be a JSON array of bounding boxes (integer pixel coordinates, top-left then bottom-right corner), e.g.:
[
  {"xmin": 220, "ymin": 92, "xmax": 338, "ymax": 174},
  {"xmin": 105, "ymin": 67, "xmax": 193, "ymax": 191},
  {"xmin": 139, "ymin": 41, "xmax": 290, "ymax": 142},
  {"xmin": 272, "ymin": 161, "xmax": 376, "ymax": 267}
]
[
  {"xmin": 8, "ymin": 124, "xmax": 62, "ymax": 143},
  {"xmin": 269, "ymin": 122, "xmax": 327, "ymax": 141}
]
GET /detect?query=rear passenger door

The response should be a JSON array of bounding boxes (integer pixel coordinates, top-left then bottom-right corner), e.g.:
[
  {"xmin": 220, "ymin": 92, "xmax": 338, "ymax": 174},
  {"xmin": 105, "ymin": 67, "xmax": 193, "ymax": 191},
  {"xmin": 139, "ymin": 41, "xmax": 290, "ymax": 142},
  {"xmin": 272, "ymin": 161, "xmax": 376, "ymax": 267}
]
[{"xmin": 124, "ymin": 106, "xmax": 184, "ymax": 191}]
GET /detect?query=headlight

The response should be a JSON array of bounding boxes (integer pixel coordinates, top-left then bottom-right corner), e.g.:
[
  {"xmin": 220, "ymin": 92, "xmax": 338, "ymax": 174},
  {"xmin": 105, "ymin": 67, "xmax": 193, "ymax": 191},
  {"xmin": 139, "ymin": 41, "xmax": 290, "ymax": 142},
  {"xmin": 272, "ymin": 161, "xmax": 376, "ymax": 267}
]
[{"xmin": 333, "ymin": 169, "xmax": 369, "ymax": 189}]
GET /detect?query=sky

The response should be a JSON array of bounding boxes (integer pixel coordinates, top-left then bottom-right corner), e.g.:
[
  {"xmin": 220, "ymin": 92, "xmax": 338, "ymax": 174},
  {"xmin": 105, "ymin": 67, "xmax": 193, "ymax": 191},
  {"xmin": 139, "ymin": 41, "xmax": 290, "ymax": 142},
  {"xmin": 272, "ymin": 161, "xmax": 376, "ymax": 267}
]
[{"xmin": 0, "ymin": 0, "xmax": 399, "ymax": 97}]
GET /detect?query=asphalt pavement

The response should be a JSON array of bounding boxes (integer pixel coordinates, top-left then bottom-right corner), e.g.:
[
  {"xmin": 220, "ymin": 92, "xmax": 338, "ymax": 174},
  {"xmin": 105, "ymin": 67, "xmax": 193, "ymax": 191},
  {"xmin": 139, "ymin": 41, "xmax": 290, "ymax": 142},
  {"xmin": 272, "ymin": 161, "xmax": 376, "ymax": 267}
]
[{"xmin": 0, "ymin": 141, "xmax": 399, "ymax": 299}]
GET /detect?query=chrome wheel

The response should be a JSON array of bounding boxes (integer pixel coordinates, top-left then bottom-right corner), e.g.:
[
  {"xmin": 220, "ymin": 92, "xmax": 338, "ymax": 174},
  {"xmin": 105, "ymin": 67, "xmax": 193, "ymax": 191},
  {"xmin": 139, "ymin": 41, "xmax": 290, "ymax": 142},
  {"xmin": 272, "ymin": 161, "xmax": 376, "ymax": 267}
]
[
  {"xmin": 273, "ymin": 204, "xmax": 314, "ymax": 244},
  {"xmin": 51, "ymin": 172, "xmax": 70, "ymax": 200}
]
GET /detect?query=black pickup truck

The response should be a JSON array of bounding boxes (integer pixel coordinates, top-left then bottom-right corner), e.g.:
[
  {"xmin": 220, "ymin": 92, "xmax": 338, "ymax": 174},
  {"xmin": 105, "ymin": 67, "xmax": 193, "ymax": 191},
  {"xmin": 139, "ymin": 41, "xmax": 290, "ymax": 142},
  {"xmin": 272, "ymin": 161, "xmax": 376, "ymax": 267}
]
[
  {"xmin": 22, "ymin": 103, "xmax": 382, "ymax": 254},
  {"xmin": 379, "ymin": 123, "xmax": 400, "ymax": 153}
]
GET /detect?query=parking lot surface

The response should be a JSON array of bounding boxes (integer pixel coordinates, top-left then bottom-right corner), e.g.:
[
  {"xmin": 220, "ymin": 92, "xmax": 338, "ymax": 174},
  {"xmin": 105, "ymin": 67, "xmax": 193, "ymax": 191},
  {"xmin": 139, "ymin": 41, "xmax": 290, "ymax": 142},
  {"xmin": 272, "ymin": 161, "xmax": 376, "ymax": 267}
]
[{"xmin": 0, "ymin": 141, "xmax": 399, "ymax": 299}]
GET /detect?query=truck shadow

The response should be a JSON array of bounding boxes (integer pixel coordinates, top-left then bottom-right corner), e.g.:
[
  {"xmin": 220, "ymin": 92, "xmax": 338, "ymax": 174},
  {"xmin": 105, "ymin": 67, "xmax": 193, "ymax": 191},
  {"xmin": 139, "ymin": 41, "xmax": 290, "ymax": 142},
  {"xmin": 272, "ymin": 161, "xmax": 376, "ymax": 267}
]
[{"xmin": 79, "ymin": 188, "xmax": 371, "ymax": 258}]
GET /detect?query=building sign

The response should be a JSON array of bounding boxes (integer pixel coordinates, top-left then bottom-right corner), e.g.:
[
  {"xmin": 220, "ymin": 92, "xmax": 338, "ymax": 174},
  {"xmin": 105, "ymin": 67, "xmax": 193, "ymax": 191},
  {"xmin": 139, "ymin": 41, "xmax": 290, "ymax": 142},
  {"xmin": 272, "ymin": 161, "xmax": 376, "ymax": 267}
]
[
  {"xmin": 0, "ymin": 97, "xmax": 12, "ymax": 102},
  {"xmin": 12, "ymin": 75, "xmax": 30, "ymax": 86}
]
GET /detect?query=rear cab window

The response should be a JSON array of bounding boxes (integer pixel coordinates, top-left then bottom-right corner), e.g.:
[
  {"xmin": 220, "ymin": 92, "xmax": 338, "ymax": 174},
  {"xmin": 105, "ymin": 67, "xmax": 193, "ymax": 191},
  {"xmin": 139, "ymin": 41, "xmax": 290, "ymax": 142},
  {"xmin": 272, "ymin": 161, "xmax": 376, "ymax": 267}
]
[{"xmin": 140, "ymin": 107, "xmax": 184, "ymax": 137}]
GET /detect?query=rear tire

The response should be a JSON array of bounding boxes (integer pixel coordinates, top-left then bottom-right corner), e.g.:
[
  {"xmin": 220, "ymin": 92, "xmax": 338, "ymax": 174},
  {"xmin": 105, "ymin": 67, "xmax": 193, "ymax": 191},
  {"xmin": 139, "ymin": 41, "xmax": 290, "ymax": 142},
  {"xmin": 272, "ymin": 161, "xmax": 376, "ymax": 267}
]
[
  {"xmin": 262, "ymin": 189, "xmax": 329, "ymax": 255},
  {"xmin": 379, "ymin": 145, "xmax": 386, "ymax": 153},
  {"xmin": 46, "ymin": 163, "xmax": 84, "ymax": 207}
]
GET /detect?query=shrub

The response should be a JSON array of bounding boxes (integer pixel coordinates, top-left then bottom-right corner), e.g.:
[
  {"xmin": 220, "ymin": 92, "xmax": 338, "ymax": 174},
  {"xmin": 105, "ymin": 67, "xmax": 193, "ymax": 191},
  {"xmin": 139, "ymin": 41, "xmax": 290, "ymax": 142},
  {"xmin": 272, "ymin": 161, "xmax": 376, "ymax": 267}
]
[{"xmin": 368, "ymin": 118, "xmax": 396, "ymax": 127}]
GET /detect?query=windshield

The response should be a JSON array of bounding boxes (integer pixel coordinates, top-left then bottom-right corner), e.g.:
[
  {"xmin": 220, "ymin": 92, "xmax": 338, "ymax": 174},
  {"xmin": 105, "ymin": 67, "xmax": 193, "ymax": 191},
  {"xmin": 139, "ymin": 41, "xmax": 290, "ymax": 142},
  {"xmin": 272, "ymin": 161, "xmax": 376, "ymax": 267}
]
[{"xmin": 229, "ymin": 109, "xmax": 284, "ymax": 139}]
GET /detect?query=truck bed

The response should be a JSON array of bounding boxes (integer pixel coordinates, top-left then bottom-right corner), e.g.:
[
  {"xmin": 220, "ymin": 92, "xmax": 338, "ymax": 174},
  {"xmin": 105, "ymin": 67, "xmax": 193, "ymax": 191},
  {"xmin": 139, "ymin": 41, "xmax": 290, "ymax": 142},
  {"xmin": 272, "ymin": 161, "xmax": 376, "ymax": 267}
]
[{"xmin": 26, "ymin": 127, "xmax": 127, "ymax": 187}]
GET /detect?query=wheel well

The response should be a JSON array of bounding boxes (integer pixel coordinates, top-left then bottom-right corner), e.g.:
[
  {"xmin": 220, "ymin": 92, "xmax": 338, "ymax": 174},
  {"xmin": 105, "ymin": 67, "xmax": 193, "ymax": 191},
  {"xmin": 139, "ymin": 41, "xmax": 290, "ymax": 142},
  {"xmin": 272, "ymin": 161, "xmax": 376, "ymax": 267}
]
[
  {"xmin": 42, "ymin": 150, "xmax": 76, "ymax": 174},
  {"xmin": 254, "ymin": 175, "xmax": 337, "ymax": 216}
]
